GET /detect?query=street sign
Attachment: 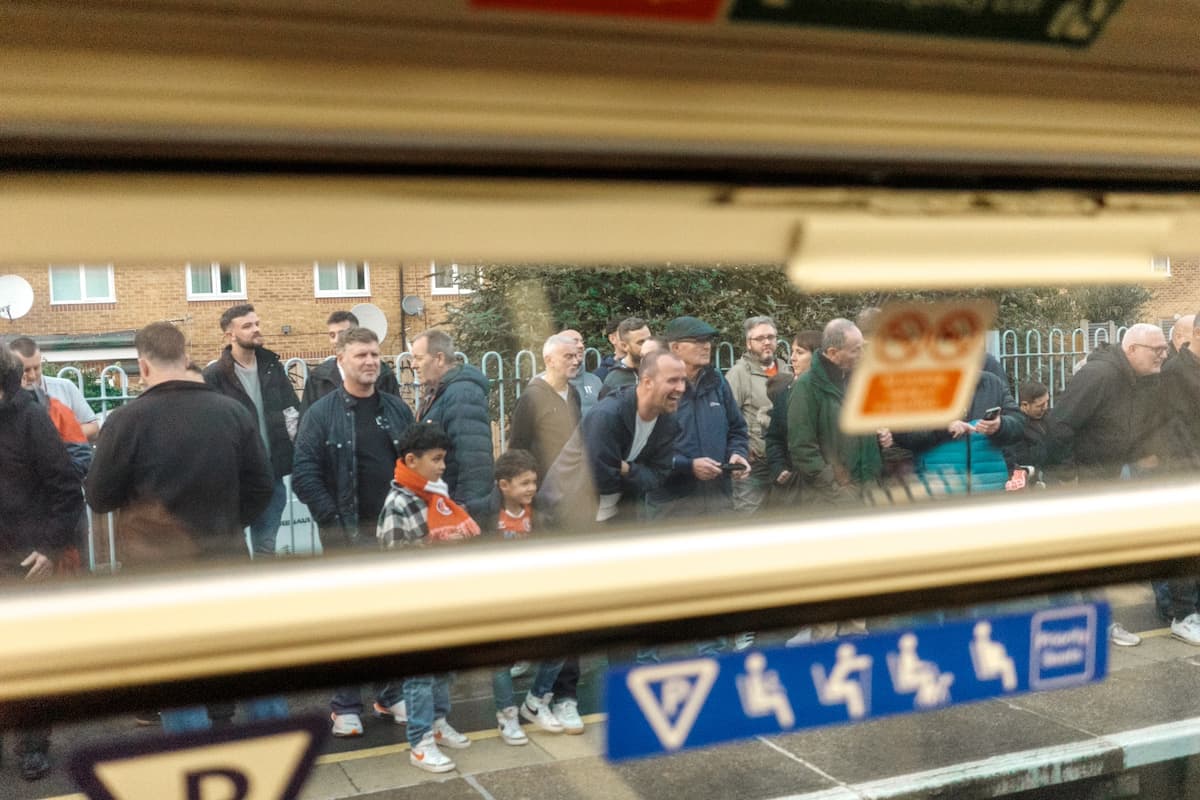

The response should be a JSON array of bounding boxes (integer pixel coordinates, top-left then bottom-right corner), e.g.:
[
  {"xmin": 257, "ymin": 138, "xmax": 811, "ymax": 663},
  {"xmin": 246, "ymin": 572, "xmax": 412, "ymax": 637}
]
[
  {"xmin": 840, "ymin": 299, "xmax": 996, "ymax": 434},
  {"xmin": 70, "ymin": 716, "xmax": 326, "ymax": 800},
  {"xmin": 606, "ymin": 603, "xmax": 1108, "ymax": 761},
  {"xmin": 729, "ymin": 0, "xmax": 1124, "ymax": 47}
]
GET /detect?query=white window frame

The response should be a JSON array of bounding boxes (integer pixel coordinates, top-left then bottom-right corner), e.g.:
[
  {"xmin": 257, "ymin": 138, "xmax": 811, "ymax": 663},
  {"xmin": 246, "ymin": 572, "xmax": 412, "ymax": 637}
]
[
  {"xmin": 313, "ymin": 260, "xmax": 370, "ymax": 298},
  {"xmin": 430, "ymin": 261, "xmax": 478, "ymax": 296},
  {"xmin": 186, "ymin": 261, "xmax": 247, "ymax": 300},
  {"xmin": 48, "ymin": 263, "xmax": 116, "ymax": 305}
]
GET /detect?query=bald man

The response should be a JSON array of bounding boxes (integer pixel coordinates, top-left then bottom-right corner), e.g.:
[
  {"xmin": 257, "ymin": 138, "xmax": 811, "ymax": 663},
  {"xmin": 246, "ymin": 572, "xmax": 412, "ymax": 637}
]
[
  {"xmin": 1171, "ymin": 314, "xmax": 1196, "ymax": 357},
  {"xmin": 1047, "ymin": 322, "xmax": 1168, "ymax": 483}
]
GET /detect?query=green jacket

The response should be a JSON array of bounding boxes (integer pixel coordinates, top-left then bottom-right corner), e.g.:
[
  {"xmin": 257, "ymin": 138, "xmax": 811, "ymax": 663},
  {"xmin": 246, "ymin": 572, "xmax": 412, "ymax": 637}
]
[{"xmin": 787, "ymin": 353, "xmax": 882, "ymax": 490}]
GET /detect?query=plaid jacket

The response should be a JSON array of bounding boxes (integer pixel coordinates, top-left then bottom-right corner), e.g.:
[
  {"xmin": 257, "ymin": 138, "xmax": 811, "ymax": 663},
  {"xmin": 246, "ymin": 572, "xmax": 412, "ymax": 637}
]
[{"xmin": 376, "ymin": 485, "xmax": 428, "ymax": 549}]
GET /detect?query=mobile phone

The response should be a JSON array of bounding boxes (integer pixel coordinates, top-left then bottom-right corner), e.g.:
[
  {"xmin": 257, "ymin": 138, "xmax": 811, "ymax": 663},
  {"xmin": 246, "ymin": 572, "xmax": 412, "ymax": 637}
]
[
  {"xmin": 982, "ymin": 406, "xmax": 1002, "ymax": 421},
  {"xmin": 720, "ymin": 462, "xmax": 748, "ymax": 473}
]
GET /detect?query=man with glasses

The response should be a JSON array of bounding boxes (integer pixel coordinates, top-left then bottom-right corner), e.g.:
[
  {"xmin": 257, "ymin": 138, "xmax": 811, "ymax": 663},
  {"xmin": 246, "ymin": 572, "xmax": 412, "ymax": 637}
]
[
  {"xmin": 646, "ymin": 316, "xmax": 749, "ymax": 518},
  {"xmin": 725, "ymin": 316, "xmax": 792, "ymax": 514}
]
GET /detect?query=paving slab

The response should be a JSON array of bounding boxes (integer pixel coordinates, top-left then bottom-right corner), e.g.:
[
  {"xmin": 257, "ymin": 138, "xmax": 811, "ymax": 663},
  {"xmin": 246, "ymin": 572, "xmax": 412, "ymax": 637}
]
[
  {"xmin": 1013, "ymin": 660, "xmax": 1200, "ymax": 736},
  {"xmin": 770, "ymin": 699, "xmax": 1091, "ymax": 784},
  {"xmin": 480, "ymin": 757, "xmax": 644, "ymax": 800},
  {"xmin": 450, "ymin": 735, "xmax": 555, "ymax": 773},
  {"xmin": 528, "ymin": 721, "xmax": 607, "ymax": 761},
  {"xmin": 299, "ymin": 764, "xmax": 358, "ymax": 800},
  {"xmin": 351, "ymin": 777, "xmax": 489, "ymax": 800},
  {"xmin": 1108, "ymin": 644, "xmax": 1162, "ymax": 672},
  {"xmin": 337, "ymin": 750, "xmax": 437, "ymax": 792}
]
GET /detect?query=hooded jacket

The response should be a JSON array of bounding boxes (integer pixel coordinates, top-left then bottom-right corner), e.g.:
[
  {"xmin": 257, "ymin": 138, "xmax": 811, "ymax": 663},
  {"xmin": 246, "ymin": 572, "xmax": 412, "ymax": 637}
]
[
  {"xmin": 85, "ymin": 380, "xmax": 272, "ymax": 564},
  {"xmin": 419, "ymin": 364, "xmax": 494, "ymax": 516},
  {"xmin": 203, "ymin": 345, "xmax": 299, "ymax": 480},
  {"xmin": 300, "ymin": 356, "xmax": 401, "ymax": 415},
  {"xmin": 1046, "ymin": 343, "xmax": 1162, "ymax": 480},
  {"xmin": 0, "ymin": 378, "xmax": 82, "ymax": 561},
  {"xmin": 507, "ymin": 376, "xmax": 581, "ymax": 478},
  {"xmin": 787, "ymin": 353, "xmax": 882, "ymax": 492},
  {"xmin": 647, "ymin": 365, "xmax": 749, "ymax": 510}
]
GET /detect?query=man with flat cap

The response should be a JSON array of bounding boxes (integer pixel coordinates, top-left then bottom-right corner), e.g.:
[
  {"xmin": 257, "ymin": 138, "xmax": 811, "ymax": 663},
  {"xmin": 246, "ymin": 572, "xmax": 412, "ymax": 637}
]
[{"xmin": 646, "ymin": 316, "xmax": 749, "ymax": 518}]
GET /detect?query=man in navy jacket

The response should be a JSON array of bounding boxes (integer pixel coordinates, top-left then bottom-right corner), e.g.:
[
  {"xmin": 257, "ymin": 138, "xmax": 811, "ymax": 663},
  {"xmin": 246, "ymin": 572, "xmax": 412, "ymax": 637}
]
[{"xmin": 646, "ymin": 316, "xmax": 750, "ymax": 517}]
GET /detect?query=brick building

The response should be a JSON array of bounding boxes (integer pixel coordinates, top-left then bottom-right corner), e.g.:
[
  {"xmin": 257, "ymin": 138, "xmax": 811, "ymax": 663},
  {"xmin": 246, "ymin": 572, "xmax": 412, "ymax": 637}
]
[
  {"xmin": 1147, "ymin": 256, "xmax": 1200, "ymax": 328},
  {"xmin": 0, "ymin": 261, "xmax": 475, "ymax": 365}
]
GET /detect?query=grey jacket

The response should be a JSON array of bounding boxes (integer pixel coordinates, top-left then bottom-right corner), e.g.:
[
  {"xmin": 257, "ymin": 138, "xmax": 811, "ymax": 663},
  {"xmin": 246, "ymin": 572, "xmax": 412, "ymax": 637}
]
[{"xmin": 724, "ymin": 353, "xmax": 791, "ymax": 460}]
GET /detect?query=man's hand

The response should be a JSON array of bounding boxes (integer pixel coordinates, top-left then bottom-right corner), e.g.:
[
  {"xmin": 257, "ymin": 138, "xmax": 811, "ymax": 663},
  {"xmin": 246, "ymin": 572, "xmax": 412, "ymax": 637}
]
[
  {"xmin": 727, "ymin": 453, "xmax": 751, "ymax": 480},
  {"xmin": 974, "ymin": 417, "xmax": 1001, "ymax": 436},
  {"xmin": 21, "ymin": 551, "xmax": 52, "ymax": 582},
  {"xmin": 947, "ymin": 420, "xmax": 975, "ymax": 439},
  {"xmin": 620, "ymin": 460, "xmax": 631, "ymax": 476},
  {"xmin": 776, "ymin": 470, "xmax": 793, "ymax": 485},
  {"xmin": 692, "ymin": 457, "xmax": 723, "ymax": 481},
  {"xmin": 877, "ymin": 428, "xmax": 894, "ymax": 449}
]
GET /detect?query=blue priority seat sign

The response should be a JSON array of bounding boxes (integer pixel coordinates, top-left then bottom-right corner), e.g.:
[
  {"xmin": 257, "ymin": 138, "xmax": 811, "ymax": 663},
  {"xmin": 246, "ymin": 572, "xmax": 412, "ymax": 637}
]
[{"xmin": 606, "ymin": 603, "xmax": 1109, "ymax": 761}]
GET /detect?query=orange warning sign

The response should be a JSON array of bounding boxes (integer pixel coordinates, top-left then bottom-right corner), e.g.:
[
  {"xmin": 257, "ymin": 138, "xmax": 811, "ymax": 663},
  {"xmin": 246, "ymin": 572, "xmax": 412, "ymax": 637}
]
[{"xmin": 841, "ymin": 300, "xmax": 996, "ymax": 434}]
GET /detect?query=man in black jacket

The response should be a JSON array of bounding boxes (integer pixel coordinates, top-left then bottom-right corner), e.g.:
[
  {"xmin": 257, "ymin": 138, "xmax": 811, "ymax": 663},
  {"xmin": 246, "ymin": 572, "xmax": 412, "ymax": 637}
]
[
  {"xmin": 203, "ymin": 304, "xmax": 300, "ymax": 556},
  {"xmin": 0, "ymin": 345, "xmax": 82, "ymax": 780},
  {"xmin": 1004, "ymin": 381, "xmax": 1050, "ymax": 479},
  {"xmin": 411, "ymin": 330, "xmax": 493, "ymax": 518},
  {"xmin": 300, "ymin": 310, "xmax": 402, "ymax": 414},
  {"xmin": 508, "ymin": 334, "xmax": 582, "ymax": 478},
  {"xmin": 292, "ymin": 327, "xmax": 415, "ymax": 549}
]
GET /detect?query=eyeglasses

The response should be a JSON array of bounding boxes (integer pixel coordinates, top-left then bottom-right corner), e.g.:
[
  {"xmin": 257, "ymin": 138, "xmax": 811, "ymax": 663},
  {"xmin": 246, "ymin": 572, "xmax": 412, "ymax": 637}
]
[
  {"xmin": 749, "ymin": 334, "xmax": 778, "ymax": 343},
  {"xmin": 1131, "ymin": 343, "xmax": 1169, "ymax": 357}
]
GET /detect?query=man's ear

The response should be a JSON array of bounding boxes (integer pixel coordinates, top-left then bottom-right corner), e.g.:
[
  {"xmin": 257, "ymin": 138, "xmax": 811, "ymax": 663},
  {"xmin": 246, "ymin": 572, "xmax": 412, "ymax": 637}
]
[{"xmin": 137, "ymin": 356, "xmax": 151, "ymax": 386}]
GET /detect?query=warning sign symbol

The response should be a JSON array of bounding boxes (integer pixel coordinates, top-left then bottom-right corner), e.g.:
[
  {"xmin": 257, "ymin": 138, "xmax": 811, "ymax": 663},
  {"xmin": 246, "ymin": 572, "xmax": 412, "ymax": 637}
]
[
  {"xmin": 842, "ymin": 300, "xmax": 996, "ymax": 434},
  {"xmin": 626, "ymin": 659, "xmax": 720, "ymax": 752}
]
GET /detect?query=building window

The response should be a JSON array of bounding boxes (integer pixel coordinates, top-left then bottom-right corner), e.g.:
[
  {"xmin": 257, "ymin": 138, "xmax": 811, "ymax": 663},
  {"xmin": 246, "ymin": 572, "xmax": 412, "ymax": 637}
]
[
  {"xmin": 187, "ymin": 262, "xmax": 246, "ymax": 300},
  {"xmin": 49, "ymin": 264, "xmax": 115, "ymax": 304},
  {"xmin": 314, "ymin": 261, "xmax": 370, "ymax": 297},
  {"xmin": 430, "ymin": 262, "xmax": 479, "ymax": 296}
]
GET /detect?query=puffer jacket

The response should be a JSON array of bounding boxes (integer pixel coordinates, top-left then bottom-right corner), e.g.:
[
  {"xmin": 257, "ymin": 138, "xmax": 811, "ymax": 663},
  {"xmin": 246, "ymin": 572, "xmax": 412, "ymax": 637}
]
[
  {"xmin": 419, "ymin": 364, "xmax": 494, "ymax": 516},
  {"xmin": 203, "ymin": 345, "xmax": 299, "ymax": 480},
  {"xmin": 292, "ymin": 386, "xmax": 415, "ymax": 547},
  {"xmin": 725, "ymin": 353, "xmax": 791, "ymax": 460}
]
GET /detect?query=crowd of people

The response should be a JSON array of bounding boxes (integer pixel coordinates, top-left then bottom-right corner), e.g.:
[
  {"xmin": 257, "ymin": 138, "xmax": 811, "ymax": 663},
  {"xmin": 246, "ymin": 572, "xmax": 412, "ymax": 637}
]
[{"xmin": 0, "ymin": 300, "xmax": 1195, "ymax": 779}]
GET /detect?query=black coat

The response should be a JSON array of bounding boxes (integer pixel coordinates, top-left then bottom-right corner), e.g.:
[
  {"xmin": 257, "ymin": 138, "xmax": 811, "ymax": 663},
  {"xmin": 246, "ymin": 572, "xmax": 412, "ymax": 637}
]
[
  {"xmin": 507, "ymin": 377, "xmax": 581, "ymax": 478},
  {"xmin": 1158, "ymin": 343, "xmax": 1200, "ymax": 469},
  {"xmin": 1046, "ymin": 344, "xmax": 1161, "ymax": 480},
  {"xmin": 0, "ymin": 387, "xmax": 82, "ymax": 560},
  {"xmin": 292, "ymin": 386, "xmax": 415, "ymax": 547},
  {"xmin": 203, "ymin": 346, "xmax": 299, "ymax": 480},
  {"xmin": 85, "ymin": 380, "xmax": 273, "ymax": 563},
  {"xmin": 300, "ymin": 356, "xmax": 402, "ymax": 415},
  {"xmin": 419, "ymin": 364, "xmax": 494, "ymax": 516}
]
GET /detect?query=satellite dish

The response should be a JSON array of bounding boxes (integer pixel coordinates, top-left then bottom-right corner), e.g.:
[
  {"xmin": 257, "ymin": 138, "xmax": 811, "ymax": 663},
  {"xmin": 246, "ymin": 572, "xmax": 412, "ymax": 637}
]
[
  {"xmin": 350, "ymin": 302, "xmax": 388, "ymax": 346},
  {"xmin": 401, "ymin": 295, "xmax": 425, "ymax": 316},
  {"xmin": 0, "ymin": 275, "xmax": 35, "ymax": 321}
]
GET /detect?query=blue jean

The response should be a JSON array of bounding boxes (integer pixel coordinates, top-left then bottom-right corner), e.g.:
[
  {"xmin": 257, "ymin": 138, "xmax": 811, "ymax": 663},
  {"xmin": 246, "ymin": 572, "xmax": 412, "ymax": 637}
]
[
  {"xmin": 248, "ymin": 478, "xmax": 288, "ymax": 557},
  {"xmin": 330, "ymin": 682, "xmax": 405, "ymax": 716},
  {"xmin": 492, "ymin": 660, "xmax": 564, "ymax": 712},
  {"xmin": 403, "ymin": 674, "xmax": 452, "ymax": 747},
  {"xmin": 635, "ymin": 638, "xmax": 728, "ymax": 666},
  {"xmin": 160, "ymin": 696, "xmax": 289, "ymax": 733}
]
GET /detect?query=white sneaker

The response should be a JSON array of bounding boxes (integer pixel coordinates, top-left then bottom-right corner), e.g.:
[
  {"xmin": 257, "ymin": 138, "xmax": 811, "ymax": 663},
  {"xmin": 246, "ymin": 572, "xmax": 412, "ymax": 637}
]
[
  {"xmin": 551, "ymin": 698, "xmax": 584, "ymax": 735},
  {"xmin": 373, "ymin": 700, "xmax": 407, "ymax": 724},
  {"xmin": 1171, "ymin": 614, "xmax": 1200, "ymax": 646},
  {"xmin": 1109, "ymin": 622, "xmax": 1142, "ymax": 647},
  {"xmin": 409, "ymin": 732, "xmax": 456, "ymax": 773},
  {"xmin": 510, "ymin": 661, "xmax": 531, "ymax": 678},
  {"xmin": 734, "ymin": 632, "xmax": 756, "ymax": 651},
  {"xmin": 330, "ymin": 712, "xmax": 363, "ymax": 737},
  {"xmin": 432, "ymin": 717, "xmax": 471, "ymax": 749},
  {"xmin": 497, "ymin": 707, "xmax": 528, "ymax": 746},
  {"xmin": 521, "ymin": 692, "xmax": 564, "ymax": 733}
]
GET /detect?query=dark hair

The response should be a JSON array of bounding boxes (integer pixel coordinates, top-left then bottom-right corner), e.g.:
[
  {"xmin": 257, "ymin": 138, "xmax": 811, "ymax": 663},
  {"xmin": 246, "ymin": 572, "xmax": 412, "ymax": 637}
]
[
  {"xmin": 135, "ymin": 321, "xmax": 188, "ymax": 366},
  {"xmin": 605, "ymin": 318, "xmax": 623, "ymax": 336},
  {"xmin": 327, "ymin": 310, "xmax": 359, "ymax": 327},
  {"xmin": 1019, "ymin": 381, "xmax": 1049, "ymax": 404},
  {"xmin": 617, "ymin": 317, "xmax": 648, "ymax": 342},
  {"xmin": 339, "ymin": 327, "xmax": 378, "ymax": 348},
  {"xmin": 792, "ymin": 330, "xmax": 822, "ymax": 355},
  {"xmin": 0, "ymin": 346, "xmax": 21, "ymax": 398},
  {"xmin": 219, "ymin": 303, "xmax": 256, "ymax": 332},
  {"xmin": 399, "ymin": 422, "xmax": 451, "ymax": 458},
  {"xmin": 496, "ymin": 449, "xmax": 539, "ymax": 483},
  {"xmin": 766, "ymin": 372, "xmax": 792, "ymax": 402},
  {"xmin": 7, "ymin": 336, "xmax": 38, "ymax": 358}
]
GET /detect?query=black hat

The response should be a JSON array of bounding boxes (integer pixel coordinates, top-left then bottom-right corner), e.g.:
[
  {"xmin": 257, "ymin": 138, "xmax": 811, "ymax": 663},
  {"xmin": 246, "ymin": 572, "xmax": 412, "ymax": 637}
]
[{"xmin": 664, "ymin": 316, "xmax": 718, "ymax": 341}]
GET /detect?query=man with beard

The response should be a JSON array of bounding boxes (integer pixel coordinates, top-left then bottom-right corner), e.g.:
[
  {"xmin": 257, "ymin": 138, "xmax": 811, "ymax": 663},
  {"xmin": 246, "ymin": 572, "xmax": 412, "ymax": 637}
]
[
  {"xmin": 725, "ymin": 315, "xmax": 792, "ymax": 514},
  {"xmin": 787, "ymin": 319, "xmax": 884, "ymax": 504},
  {"xmin": 508, "ymin": 334, "xmax": 582, "ymax": 479},
  {"xmin": 646, "ymin": 316, "xmax": 750, "ymax": 518},
  {"xmin": 600, "ymin": 317, "xmax": 653, "ymax": 396},
  {"xmin": 203, "ymin": 304, "xmax": 300, "ymax": 557}
]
